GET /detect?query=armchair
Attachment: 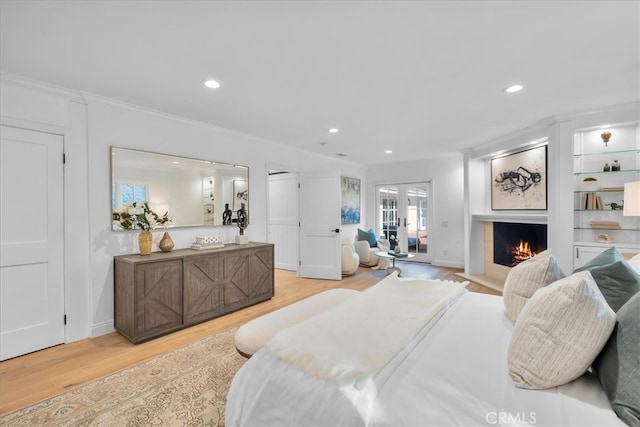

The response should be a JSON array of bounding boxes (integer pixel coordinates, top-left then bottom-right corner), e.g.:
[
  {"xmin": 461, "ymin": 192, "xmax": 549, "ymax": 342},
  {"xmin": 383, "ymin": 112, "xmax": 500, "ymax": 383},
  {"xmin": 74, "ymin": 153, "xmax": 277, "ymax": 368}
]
[{"xmin": 341, "ymin": 244, "xmax": 359, "ymax": 276}]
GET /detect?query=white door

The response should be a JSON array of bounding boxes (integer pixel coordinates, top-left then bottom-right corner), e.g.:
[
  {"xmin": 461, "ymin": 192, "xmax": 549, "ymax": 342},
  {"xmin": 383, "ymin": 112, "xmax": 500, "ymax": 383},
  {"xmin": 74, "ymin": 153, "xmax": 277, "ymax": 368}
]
[
  {"xmin": 268, "ymin": 172, "xmax": 299, "ymax": 271},
  {"xmin": 0, "ymin": 125, "xmax": 65, "ymax": 360},
  {"xmin": 298, "ymin": 171, "xmax": 342, "ymax": 280}
]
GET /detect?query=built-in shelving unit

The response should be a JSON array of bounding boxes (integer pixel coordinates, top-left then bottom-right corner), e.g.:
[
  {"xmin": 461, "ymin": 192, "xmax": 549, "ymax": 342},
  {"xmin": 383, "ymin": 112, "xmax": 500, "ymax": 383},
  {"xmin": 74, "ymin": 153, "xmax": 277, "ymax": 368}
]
[{"xmin": 573, "ymin": 122, "xmax": 640, "ymax": 268}]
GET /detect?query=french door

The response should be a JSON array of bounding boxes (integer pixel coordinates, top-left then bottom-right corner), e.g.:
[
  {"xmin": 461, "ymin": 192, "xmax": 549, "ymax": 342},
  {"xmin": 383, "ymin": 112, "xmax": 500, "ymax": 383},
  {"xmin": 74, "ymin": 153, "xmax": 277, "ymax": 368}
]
[{"xmin": 377, "ymin": 182, "xmax": 431, "ymax": 263}]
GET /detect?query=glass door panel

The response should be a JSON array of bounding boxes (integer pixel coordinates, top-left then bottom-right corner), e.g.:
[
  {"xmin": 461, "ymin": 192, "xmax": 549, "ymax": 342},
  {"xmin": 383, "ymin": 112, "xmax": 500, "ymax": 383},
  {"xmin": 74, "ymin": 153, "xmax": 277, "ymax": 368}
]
[
  {"xmin": 376, "ymin": 182, "xmax": 431, "ymax": 263},
  {"xmin": 406, "ymin": 184, "xmax": 428, "ymax": 261},
  {"xmin": 378, "ymin": 186, "xmax": 399, "ymax": 249}
]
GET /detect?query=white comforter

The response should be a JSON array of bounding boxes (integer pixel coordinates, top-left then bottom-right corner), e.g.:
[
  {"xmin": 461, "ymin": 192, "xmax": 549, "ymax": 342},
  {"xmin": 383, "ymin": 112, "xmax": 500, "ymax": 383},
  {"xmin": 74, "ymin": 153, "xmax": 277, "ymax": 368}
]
[{"xmin": 226, "ymin": 290, "xmax": 624, "ymax": 426}]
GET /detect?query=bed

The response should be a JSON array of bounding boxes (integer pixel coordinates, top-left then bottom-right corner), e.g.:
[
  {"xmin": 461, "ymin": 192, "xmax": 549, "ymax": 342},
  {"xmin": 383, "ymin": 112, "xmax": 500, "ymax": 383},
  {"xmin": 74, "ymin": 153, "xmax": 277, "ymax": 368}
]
[{"xmin": 226, "ymin": 249, "xmax": 639, "ymax": 427}]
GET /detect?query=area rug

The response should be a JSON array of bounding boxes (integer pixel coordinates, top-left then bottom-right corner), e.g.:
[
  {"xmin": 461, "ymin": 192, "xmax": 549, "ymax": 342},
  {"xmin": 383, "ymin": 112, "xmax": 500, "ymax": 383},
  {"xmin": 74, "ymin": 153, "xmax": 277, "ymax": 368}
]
[{"xmin": 0, "ymin": 327, "xmax": 246, "ymax": 427}]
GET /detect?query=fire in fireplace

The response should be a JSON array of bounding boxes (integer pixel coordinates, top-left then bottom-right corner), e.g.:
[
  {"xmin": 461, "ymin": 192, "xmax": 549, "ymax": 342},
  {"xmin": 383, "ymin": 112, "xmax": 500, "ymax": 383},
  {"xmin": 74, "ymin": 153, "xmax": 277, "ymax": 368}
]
[{"xmin": 493, "ymin": 222, "xmax": 547, "ymax": 267}]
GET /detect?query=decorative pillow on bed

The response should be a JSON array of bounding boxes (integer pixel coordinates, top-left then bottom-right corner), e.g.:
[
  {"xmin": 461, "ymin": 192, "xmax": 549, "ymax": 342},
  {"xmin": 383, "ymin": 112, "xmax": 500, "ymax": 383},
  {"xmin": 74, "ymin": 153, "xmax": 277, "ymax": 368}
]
[
  {"xmin": 357, "ymin": 228, "xmax": 378, "ymax": 247},
  {"xmin": 502, "ymin": 250, "xmax": 565, "ymax": 324},
  {"xmin": 593, "ymin": 292, "xmax": 640, "ymax": 426},
  {"xmin": 574, "ymin": 260, "xmax": 640, "ymax": 312},
  {"xmin": 508, "ymin": 271, "xmax": 615, "ymax": 390},
  {"xmin": 573, "ymin": 246, "xmax": 640, "ymax": 312}
]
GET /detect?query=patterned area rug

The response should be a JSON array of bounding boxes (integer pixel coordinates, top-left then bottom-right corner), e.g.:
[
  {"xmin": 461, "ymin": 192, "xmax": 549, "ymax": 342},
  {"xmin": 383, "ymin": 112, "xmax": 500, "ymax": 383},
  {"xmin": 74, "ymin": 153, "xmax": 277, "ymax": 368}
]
[{"xmin": 0, "ymin": 327, "xmax": 246, "ymax": 427}]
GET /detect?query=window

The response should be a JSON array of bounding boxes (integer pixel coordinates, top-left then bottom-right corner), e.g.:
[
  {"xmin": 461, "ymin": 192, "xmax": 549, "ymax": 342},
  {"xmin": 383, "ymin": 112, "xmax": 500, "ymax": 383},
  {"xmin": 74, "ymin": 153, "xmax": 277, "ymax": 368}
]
[{"xmin": 113, "ymin": 182, "xmax": 148, "ymax": 209}]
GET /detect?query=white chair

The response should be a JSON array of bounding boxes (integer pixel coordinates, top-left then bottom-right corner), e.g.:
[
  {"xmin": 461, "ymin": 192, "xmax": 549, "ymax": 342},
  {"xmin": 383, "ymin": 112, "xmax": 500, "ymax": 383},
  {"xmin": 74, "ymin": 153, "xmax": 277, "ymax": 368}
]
[
  {"xmin": 341, "ymin": 244, "xmax": 359, "ymax": 275},
  {"xmin": 354, "ymin": 238, "xmax": 388, "ymax": 267}
]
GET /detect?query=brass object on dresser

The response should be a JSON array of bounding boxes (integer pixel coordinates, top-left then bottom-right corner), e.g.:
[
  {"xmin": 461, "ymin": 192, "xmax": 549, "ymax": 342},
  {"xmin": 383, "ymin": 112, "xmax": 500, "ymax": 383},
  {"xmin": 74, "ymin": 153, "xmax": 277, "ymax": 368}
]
[{"xmin": 114, "ymin": 242, "xmax": 274, "ymax": 343}]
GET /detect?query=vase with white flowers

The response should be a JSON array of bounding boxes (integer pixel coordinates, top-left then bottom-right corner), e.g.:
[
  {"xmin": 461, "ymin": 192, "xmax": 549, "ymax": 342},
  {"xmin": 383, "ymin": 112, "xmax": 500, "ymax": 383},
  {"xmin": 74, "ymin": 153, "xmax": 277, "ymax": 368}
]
[
  {"xmin": 390, "ymin": 235, "xmax": 401, "ymax": 254},
  {"xmin": 113, "ymin": 202, "xmax": 172, "ymax": 255}
]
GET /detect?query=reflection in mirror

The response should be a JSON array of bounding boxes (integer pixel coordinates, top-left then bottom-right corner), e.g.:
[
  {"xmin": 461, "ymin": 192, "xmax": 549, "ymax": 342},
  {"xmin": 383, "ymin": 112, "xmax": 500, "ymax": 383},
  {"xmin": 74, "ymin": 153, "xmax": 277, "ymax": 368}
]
[{"xmin": 111, "ymin": 147, "xmax": 248, "ymax": 230}]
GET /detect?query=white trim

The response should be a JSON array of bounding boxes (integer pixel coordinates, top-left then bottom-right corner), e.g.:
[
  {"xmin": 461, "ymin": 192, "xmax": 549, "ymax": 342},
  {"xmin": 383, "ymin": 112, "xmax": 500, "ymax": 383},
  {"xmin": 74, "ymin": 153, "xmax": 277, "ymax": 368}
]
[
  {"xmin": 430, "ymin": 259, "xmax": 464, "ymax": 269},
  {"xmin": 90, "ymin": 321, "xmax": 115, "ymax": 339},
  {"xmin": 1, "ymin": 72, "xmax": 86, "ymax": 103},
  {"xmin": 473, "ymin": 214, "xmax": 547, "ymax": 224}
]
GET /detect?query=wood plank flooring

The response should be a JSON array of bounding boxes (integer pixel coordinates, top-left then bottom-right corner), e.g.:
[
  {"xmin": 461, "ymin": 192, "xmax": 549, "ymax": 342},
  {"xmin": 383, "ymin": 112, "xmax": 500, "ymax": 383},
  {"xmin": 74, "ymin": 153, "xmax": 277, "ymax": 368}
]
[{"xmin": 0, "ymin": 263, "xmax": 499, "ymax": 415}]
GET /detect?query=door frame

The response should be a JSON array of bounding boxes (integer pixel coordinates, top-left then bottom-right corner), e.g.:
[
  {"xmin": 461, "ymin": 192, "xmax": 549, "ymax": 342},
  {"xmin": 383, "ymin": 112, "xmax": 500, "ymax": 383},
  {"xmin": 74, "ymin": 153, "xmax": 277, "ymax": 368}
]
[
  {"xmin": 1, "ymin": 103, "xmax": 91, "ymax": 344},
  {"xmin": 266, "ymin": 165, "xmax": 342, "ymax": 279}
]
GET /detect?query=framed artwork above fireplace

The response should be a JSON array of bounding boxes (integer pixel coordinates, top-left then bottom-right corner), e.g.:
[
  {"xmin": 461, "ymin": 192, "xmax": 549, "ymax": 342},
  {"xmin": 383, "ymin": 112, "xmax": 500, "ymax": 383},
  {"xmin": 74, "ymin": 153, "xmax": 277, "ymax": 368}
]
[{"xmin": 491, "ymin": 145, "xmax": 547, "ymax": 210}]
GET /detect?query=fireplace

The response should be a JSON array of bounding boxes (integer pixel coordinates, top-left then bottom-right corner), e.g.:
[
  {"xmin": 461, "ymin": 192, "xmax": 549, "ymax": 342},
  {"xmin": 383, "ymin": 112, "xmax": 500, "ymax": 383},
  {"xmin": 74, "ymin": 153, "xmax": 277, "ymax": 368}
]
[{"xmin": 493, "ymin": 222, "xmax": 547, "ymax": 267}]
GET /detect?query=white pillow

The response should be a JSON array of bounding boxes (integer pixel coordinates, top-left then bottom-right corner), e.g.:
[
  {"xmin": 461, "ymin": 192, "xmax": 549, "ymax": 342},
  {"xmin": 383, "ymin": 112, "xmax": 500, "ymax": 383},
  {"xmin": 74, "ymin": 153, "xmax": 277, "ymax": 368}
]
[
  {"xmin": 502, "ymin": 250, "xmax": 565, "ymax": 324},
  {"xmin": 508, "ymin": 271, "xmax": 616, "ymax": 389}
]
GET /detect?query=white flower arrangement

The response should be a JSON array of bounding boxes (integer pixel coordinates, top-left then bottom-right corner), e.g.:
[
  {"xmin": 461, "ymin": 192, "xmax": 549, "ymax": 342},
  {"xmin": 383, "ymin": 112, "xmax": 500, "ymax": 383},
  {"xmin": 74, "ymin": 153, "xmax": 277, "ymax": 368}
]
[{"xmin": 113, "ymin": 201, "xmax": 172, "ymax": 231}]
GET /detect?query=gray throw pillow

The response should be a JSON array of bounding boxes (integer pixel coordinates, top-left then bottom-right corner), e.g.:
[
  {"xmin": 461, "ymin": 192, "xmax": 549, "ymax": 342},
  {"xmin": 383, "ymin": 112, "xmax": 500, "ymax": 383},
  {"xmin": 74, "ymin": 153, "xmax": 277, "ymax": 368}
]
[
  {"xmin": 576, "ymin": 260, "xmax": 640, "ymax": 312},
  {"xmin": 574, "ymin": 246, "xmax": 624, "ymax": 270},
  {"xmin": 593, "ymin": 292, "xmax": 640, "ymax": 426}
]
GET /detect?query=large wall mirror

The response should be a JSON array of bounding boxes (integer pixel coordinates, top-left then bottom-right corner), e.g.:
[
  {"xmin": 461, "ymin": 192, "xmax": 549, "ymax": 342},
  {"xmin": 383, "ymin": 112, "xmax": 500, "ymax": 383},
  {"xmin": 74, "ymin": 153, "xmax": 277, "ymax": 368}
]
[{"xmin": 111, "ymin": 147, "xmax": 249, "ymax": 230}]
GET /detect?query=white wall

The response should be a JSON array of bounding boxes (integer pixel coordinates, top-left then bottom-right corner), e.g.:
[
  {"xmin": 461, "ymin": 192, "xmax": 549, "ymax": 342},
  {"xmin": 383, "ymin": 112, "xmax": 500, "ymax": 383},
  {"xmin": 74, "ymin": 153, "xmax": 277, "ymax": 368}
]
[
  {"xmin": 365, "ymin": 155, "xmax": 465, "ymax": 268},
  {"xmin": 1, "ymin": 75, "xmax": 367, "ymax": 340},
  {"xmin": 6, "ymin": 72, "xmax": 633, "ymax": 342}
]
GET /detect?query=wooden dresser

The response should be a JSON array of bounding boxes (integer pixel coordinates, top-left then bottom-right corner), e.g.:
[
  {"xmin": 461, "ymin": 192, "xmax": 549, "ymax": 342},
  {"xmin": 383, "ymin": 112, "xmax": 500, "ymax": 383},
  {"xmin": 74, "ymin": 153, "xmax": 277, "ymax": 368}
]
[{"xmin": 114, "ymin": 242, "xmax": 274, "ymax": 343}]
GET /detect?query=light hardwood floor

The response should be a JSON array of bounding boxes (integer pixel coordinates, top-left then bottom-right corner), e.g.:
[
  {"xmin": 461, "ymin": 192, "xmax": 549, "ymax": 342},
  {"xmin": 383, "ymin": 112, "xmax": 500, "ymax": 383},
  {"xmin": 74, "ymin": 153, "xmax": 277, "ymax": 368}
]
[{"xmin": 0, "ymin": 263, "xmax": 500, "ymax": 415}]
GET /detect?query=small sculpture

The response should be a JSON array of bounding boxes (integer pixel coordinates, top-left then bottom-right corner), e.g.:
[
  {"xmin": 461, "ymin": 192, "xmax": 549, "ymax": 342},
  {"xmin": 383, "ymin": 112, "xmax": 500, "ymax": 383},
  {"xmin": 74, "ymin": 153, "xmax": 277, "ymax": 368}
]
[
  {"xmin": 601, "ymin": 131, "xmax": 612, "ymax": 146},
  {"xmin": 235, "ymin": 203, "xmax": 249, "ymax": 244},
  {"xmin": 606, "ymin": 202, "xmax": 624, "ymax": 211},
  {"xmin": 237, "ymin": 203, "xmax": 247, "ymax": 234},
  {"xmin": 612, "ymin": 160, "xmax": 621, "ymax": 171},
  {"xmin": 222, "ymin": 203, "xmax": 233, "ymax": 225}
]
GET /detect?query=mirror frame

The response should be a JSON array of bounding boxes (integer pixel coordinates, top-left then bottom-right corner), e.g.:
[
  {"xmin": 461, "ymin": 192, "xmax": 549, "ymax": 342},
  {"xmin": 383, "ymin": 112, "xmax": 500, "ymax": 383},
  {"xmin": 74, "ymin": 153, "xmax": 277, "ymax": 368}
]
[{"xmin": 111, "ymin": 146, "xmax": 249, "ymax": 231}]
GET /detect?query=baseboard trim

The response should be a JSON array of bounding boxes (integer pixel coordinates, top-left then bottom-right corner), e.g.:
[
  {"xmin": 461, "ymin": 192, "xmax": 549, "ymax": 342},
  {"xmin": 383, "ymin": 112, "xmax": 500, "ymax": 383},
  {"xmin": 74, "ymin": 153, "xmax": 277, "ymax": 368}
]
[
  {"xmin": 431, "ymin": 259, "xmax": 464, "ymax": 269},
  {"xmin": 91, "ymin": 321, "xmax": 115, "ymax": 338}
]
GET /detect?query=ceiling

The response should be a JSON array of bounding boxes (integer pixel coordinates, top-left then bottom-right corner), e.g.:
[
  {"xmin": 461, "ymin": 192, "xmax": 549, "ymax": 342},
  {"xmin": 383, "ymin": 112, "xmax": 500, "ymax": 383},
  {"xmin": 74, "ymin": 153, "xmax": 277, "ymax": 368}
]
[{"xmin": 1, "ymin": 1, "xmax": 638, "ymax": 165}]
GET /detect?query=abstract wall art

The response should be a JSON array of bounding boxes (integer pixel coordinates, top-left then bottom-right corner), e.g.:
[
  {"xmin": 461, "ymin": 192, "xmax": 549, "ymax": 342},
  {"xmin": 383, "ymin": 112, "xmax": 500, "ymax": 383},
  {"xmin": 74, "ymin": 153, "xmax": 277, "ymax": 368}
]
[
  {"xmin": 491, "ymin": 145, "xmax": 547, "ymax": 210},
  {"xmin": 341, "ymin": 176, "xmax": 361, "ymax": 224}
]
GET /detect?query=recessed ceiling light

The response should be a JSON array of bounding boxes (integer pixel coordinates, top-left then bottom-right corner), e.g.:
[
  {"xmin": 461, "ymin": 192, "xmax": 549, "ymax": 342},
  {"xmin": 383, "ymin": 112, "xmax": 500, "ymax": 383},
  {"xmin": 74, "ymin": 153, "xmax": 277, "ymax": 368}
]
[
  {"xmin": 328, "ymin": 128, "xmax": 339, "ymax": 133},
  {"xmin": 385, "ymin": 150, "xmax": 393, "ymax": 154},
  {"xmin": 504, "ymin": 84, "xmax": 524, "ymax": 93},
  {"xmin": 172, "ymin": 161, "xmax": 180, "ymax": 164},
  {"xmin": 204, "ymin": 79, "xmax": 221, "ymax": 89}
]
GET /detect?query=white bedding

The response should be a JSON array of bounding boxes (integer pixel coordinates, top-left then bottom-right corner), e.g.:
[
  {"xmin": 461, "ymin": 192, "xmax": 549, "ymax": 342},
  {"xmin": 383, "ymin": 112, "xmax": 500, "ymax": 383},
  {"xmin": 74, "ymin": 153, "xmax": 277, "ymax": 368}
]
[
  {"xmin": 226, "ymin": 291, "xmax": 625, "ymax": 427},
  {"xmin": 267, "ymin": 276, "xmax": 467, "ymax": 388}
]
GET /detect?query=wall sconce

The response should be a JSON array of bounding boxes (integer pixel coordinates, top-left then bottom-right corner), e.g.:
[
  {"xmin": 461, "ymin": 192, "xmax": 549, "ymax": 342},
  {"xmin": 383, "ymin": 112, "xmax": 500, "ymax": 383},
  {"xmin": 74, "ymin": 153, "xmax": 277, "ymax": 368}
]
[
  {"xmin": 601, "ymin": 131, "xmax": 612, "ymax": 147},
  {"xmin": 623, "ymin": 181, "xmax": 640, "ymax": 217}
]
